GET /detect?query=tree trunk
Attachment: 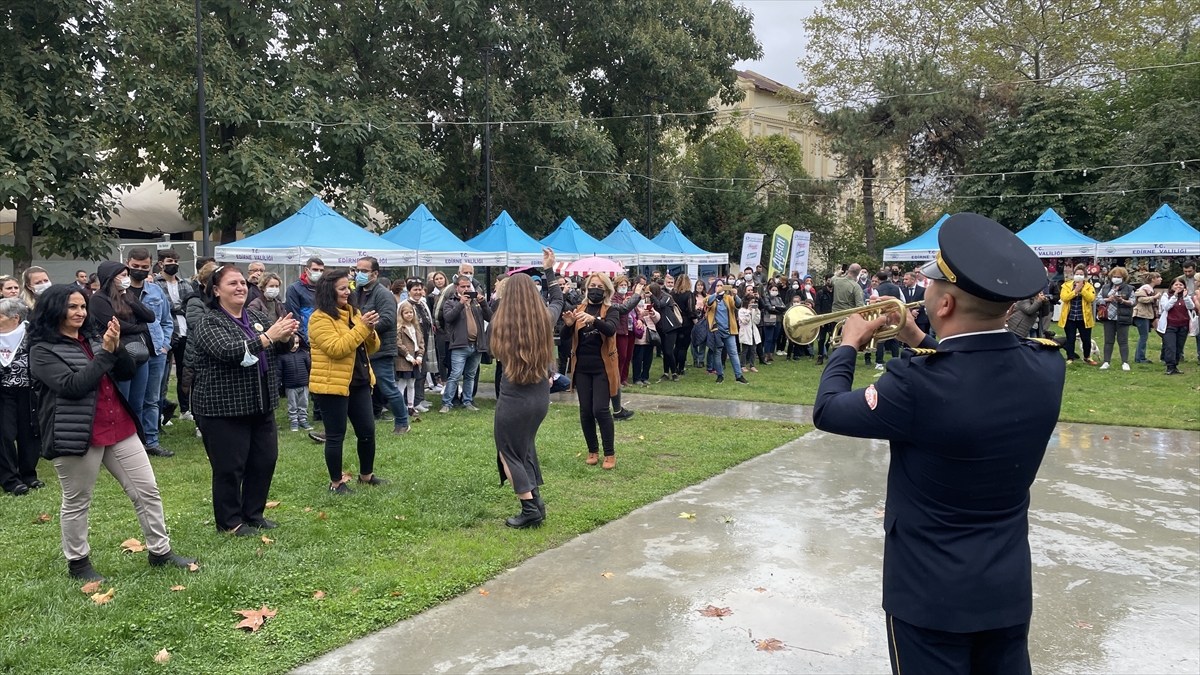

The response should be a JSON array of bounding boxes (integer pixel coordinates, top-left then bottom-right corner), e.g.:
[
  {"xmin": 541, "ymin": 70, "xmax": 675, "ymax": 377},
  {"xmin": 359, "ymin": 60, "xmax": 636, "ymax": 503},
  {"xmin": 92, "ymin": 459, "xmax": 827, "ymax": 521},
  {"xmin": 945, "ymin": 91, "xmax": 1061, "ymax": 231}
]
[
  {"xmin": 13, "ymin": 197, "xmax": 34, "ymax": 276},
  {"xmin": 861, "ymin": 159, "xmax": 877, "ymax": 259}
]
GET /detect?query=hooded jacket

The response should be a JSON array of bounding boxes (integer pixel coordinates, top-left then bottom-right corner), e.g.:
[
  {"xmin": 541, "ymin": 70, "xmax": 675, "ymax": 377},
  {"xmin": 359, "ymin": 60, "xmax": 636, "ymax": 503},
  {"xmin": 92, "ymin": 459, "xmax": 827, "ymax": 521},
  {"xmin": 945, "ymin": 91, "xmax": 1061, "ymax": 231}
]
[{"xmin": 88, "ymin": 261, "xmax": 155, "ymax": 352}]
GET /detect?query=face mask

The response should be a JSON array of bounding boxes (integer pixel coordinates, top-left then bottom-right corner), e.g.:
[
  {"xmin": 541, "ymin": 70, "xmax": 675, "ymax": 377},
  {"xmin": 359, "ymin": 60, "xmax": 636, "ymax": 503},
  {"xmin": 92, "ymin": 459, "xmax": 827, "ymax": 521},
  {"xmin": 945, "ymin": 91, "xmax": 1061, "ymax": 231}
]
[
  {"xmin": 617, "ymin": 286, "xmax": 628, "ymax": 294},
  {"xmin": 240, "ymin": 341, "xmax": 260, "ymax": 368},
  {"xmin": 769, "ymin": 290, "xmax": 779, "ymax": 297},
  {"xmin": 355, "ymin": 272, "xmax": 370, "ymax": 286},
  {"xmin": 128, "ymin": 269, "xmax": 149, "ymax": 282},
  {"xmin": 665, "ymin": 284, "xmax": 674, "ymax": 291},
  {"xmin": 265, "ymin": 287, "xmax": 280, "ymax": 299},
  {"xmin": 587, "ymin": 288, "xmax": 605, "ymax": 304},
  {"xmin": 1073, "ymin": 274, "xmax": 1085, "ymax": 282},
  {"xmin": 308, "ymin": 271, "xmax": 322, "ymax": 283},
  {"xmin": 744, "ymin": 273, "xmax": 753, "ymax": 281},
  {"xmin": 792, "ymin": 302, "xmax": 802, "ymax": 307},
  {"xmin": 118, "ymin": 276, "xmax": 132, "ymax": 290},
  {"xmin": 33, "ymin": 281, "xmax": 51, "ymax": 295},
  {"xmin": 163, "ymin": 264, "xmax": 179, "ymax": 276},
  {"xmin": 727, "ymin": 279, "xmax": 735, "ymax": 285},
  {"xmin": 1111, "ymin": 277, "xmax": 1123, "ymax": 284},
  {"xmin": 791, "ymin": 283, "xmax": 799, "ymax": 289},
  {"xmin": 463, "ymin": 273, "xmax": 473, "ymax": 280}
]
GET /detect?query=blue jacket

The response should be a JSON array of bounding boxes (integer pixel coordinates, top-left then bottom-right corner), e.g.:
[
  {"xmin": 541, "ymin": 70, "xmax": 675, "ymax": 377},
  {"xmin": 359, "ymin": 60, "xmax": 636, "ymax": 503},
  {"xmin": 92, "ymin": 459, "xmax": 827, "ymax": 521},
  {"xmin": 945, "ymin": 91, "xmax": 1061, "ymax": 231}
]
[
  {"xmin": 813, "ymin": 331, "xmax": 1065, "ymax": 633},
  {"xmin": 284, "ymin": 280, "xmax": 317, "ymax": 338},
  {"xmin": 277, "ymin": 347, "xmax": 311, "ymax": 389},
  {"xmin": 137, "ymin": 282, "xmax": 174, "ymax": 354}
]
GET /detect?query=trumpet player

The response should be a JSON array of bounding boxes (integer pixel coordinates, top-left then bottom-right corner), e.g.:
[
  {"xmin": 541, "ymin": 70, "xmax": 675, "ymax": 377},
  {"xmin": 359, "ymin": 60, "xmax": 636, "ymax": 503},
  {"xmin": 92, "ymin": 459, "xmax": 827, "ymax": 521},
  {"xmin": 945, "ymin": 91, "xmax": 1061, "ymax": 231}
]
[{"xmin": 813, "ymin": 213, "xmax": 1066, "ymax": 675}]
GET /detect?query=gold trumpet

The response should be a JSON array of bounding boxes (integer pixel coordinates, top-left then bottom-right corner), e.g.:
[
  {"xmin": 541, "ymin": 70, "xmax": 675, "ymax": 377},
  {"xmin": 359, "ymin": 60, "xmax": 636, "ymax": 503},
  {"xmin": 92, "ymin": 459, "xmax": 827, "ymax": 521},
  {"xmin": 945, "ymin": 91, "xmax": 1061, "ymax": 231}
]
[{"xmin": 782, "ymin": 298, "xmax": 924, "ymax": 352}]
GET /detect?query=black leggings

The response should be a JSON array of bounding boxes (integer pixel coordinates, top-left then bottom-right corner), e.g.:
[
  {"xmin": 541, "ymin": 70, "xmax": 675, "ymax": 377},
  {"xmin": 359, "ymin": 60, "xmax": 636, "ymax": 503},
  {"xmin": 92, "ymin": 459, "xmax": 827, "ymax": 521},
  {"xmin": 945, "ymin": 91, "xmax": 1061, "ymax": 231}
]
[
  {"xmin": 313, "ymin": 385, "xmax": 376, "ymax": 482},
  {"xmin": 575, "ymin": 370, "xmax": 614, "ymax": 456},
  {"xmin": 661, "ymin": 329, "xmax": 680, "ymax": 375},
  {"xmin": 1063, "ymin": 319, "xmax": 1092, "ymax": 360},
  {"xmin": 671, "ymin": 330, "xmax": 689, "ymax": 373}
]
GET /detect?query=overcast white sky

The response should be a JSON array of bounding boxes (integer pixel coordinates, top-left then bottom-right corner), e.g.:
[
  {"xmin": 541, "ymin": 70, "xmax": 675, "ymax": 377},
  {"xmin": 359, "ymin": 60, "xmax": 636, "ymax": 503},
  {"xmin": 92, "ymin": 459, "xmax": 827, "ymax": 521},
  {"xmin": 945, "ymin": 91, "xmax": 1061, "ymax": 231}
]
[{"xmin": 732, "ymin": 0, "xmax": 820, "ymax": 88}]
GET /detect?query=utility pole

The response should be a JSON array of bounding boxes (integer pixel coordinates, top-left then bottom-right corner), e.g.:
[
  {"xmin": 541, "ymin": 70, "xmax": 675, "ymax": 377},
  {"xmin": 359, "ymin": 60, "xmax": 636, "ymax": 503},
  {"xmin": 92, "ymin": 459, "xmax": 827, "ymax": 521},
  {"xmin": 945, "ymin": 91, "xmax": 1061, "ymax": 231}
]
[
  {"xmin": 195, "ymin": 0, "xmax": 211, "ymax": 256},
  {"xmin": 480, "ymin": 46, "xmax": 500, "ymax": 227},
  {"xmin": 644, "ymin": 95, "xmax": 662, "ymax": 235}
]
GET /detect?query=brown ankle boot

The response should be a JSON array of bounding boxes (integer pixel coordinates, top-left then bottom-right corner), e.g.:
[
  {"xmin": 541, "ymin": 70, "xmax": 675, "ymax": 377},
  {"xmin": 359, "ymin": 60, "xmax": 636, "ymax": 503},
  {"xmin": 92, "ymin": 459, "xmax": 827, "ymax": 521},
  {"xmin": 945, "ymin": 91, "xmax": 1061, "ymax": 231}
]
[
  {"xmin": 586, "ymin": 452, "xmax": 600, "ymax": 465},
  {"xmin": 601, "ymin": 455, "xmax": 616, "ymax": 470}
]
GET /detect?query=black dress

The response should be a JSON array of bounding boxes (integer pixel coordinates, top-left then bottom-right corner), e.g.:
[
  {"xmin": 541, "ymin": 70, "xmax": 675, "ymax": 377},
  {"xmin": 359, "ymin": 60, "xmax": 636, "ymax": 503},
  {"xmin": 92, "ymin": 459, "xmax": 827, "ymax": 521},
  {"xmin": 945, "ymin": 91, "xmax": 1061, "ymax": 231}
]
[{"xmin": 494, "ymin": 374, "xmax": 549, "ymax": 494}]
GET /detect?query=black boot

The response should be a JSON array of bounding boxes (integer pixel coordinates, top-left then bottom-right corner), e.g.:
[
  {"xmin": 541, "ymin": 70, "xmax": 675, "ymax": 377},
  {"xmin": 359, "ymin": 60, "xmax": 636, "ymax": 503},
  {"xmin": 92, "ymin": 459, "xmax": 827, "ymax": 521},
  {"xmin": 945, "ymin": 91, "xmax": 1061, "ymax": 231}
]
[
  {"xmin": 531, "ymin": 487, "xmax": 546, "ymax": 519},
  {"xmin": 149, "ymin": 550, "xmax": 197, "ymax": 568},
  {"xmin": 505, "ymin": 498, "xmax": 544, "ymax": 529},
  {"xmin": 68, "ymin": 556, "xmax": 105, "ymax": 582}
]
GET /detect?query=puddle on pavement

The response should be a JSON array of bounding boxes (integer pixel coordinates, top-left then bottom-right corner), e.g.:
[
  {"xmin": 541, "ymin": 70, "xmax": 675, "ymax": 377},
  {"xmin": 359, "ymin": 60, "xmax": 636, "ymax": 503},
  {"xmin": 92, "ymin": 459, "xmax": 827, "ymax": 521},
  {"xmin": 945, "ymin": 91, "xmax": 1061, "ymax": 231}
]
[{"xmin": 714, "ymin": 589, "xmax": 866, "ymax": 656}]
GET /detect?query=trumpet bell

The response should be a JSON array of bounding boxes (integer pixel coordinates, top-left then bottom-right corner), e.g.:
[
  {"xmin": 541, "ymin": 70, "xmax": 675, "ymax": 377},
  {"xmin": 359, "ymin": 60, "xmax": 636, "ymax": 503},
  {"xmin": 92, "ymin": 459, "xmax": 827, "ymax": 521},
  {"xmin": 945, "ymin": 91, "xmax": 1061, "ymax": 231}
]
[{"xmin": 782, "ymin": 305, "xmax": 820, "ymax": 345}]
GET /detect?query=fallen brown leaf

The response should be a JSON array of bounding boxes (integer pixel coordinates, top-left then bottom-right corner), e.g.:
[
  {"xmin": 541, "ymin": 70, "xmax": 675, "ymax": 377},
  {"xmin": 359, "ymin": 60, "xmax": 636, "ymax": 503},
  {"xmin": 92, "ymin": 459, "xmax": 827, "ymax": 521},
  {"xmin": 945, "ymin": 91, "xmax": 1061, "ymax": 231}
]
[
  {"xmin": 1075, "ymin": 621, "xmax": 1093, "ymax": 629},
  {"xmin": 312, "ymin": 590, "xmax": 326, "ymax": 599},
  {"xmin": 753, "ymin": 587, "xmax": 767, "ymax": 593},
  {"xmin": 304, "ymin": 507, "xmax": 312, "ymax": 512},
  {"xmin": 153, "ymin": 648, "xmax": 171, "ymax": 664},
  {"xmin": 390, "ymin": 590, "xmax": 405, "ymax": 596},
  {"xmin": 261, "ymin": 535, "xmax": 274, "ymax": 545},
  {"xmin": 478, "ymin": 589, "xmax": 489, "ymax": 596},
  {"xmin": 350, "ymin": 587, "xmax": 360, "ymax": 594},
  {"xmin": 80, "ymin": 580, "xmax": 102, "ymax": 594},
  {"xmin": 91, "ymin": 588, "xmax": 115, "ymax": 605},
  {"xmin": 317, "ymin": 511, "xmax": 328, "ymax": 520},
  {"xmin": 679, "ymin": 512, "xmax": 696, "ymax": 519},
  {"xmin": 600, "ymin": 572, "xmax": 614, "ymax": 579},
  {"xmin": 32, "ymin": 512, "xmax": 51, "ymax": 523},
  {"xmin": 187, "ymin": 562, "xmax": 199, "ymax": 572},
  {"xmin": 265, "ymin": 501, "xmax": 280, "ymax": 509},
  {"xmin": 255, "ymin": 547, "xmax": 263, "ymax": 557},
  {"xmin": 1133, "ymin": 433, "xmax": 1141, "ymax": 437},
  {"xmin": 170, "ymin": 585, "xmax": 186, "ymax": 592},
  {"xmin": 698, "ymin": 605, "xmax": 733, "ymax": 619},
  {"xmin": 757, "ymin": 638, "xmax": 786, "ymax": 652},
  {"xmin": 1102, "ymin": 435, "xmax": 1111, "ymax": 440},
  {"xmin": 121, "ymin": 538, "xmax": 146, "ymax": 553},
  {"xmin": 875, "ymin": 510, "xmax": 885, "ymax": 515},
  {"xmin": 233, "ymin": 605, "xmax": 276, "ymax": 632}
]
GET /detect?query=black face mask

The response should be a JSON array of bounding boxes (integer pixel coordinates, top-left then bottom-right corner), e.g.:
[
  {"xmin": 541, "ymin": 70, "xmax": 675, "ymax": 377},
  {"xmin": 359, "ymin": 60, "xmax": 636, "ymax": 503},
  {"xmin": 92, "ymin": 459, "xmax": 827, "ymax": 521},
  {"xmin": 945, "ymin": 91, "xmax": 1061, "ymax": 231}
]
[
  {"xmin": 587, "ymin": 288, "xmax": 605, "ymax": 304},
  {"xmin": 128, "ymin": 269, "xmax": 149, "ymax": 282},
  {"xmin": 163, "ymin": 264, "xmax": 179, "ymax": 276}
]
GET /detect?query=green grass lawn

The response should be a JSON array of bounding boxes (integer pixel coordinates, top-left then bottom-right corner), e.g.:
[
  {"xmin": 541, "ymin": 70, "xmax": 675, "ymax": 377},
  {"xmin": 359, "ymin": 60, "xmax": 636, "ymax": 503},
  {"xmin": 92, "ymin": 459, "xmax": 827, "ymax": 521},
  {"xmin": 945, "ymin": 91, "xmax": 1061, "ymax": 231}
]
[
  {"xmin": 483, "ymin": 330, "xmax": 1200, "ymax": 430},
  {"xmin": 0, "ymin": 402, "xmax": 804, "ymax": 675}
]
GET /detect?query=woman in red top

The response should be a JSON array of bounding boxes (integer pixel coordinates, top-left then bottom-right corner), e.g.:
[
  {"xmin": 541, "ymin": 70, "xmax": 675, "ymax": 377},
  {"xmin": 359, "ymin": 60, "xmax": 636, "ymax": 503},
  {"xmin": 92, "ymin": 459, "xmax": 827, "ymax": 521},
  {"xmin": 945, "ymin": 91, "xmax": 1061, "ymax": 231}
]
[
  {"xmin": 1157, "ymin": 276, "xmax": 1196, "ymax": 375},
  {"xmin": 28, "ymin": 285, "xmax": 194, "ymax": 582}
]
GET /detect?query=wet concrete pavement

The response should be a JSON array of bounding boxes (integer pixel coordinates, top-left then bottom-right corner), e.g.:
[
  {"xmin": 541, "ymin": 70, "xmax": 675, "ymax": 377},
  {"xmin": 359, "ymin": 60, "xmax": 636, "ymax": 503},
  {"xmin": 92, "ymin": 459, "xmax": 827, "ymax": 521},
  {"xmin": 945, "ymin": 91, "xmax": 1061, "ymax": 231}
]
[
  {"xmin": 297, "ymin": 411, "xmax": 1199, "ymax": 674},
  {"xmin": 478, "ymin": 389, "xmax": 816, "ymax": 424}
]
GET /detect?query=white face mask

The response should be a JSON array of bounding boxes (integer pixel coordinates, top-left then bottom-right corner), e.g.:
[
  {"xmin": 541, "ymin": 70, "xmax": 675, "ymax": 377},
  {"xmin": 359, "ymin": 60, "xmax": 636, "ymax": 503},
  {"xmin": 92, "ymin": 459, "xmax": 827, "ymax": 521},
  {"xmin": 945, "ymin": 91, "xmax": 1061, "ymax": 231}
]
[
  {"xmin": 744, "ymin": 273, "xmax": 753, "ymax": 281},
  {"xmin": 1073, "ymin": 274, "xmax": 1085, "ymax": 282},
  {"xmin": 769, "ymin": 290, "xmax": 779, "ymax": 297},
  {"xmin": 308, "ymin": 271, "xmax": 322, "ymax": 283},
  {"xmin": 240, "ymin": 341, "xmax": 259, "ymax": 368},
  {"xmin": 33, "ymin": 281, "xmax": 51, "ymax": 295},
  {"xmin": 265, "ymin": 286, "xmax": 280, "ymax": 299},
  {"xmin": 617, "ymin": 286, "xmax": 628, "ymax": 294},
  {"xmin": 1111, "ymin": 278, "xmax": 1123, "ymax": 284},
  {"xmin": 118, "ymin": 276, "xmax": 132, "ymax": 290}
]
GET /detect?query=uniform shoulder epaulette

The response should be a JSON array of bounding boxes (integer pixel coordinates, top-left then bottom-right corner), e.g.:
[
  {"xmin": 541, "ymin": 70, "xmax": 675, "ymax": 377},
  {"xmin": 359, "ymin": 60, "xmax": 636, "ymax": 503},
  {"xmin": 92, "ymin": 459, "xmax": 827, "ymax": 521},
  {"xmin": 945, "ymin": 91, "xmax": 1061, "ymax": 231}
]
[
  {"xmin": 1026, "ymin": 338, "xmax": 1063, "ymax": 349},
  {"xmin": 906, "ymin": 347, "xmax": 938, "ymax": 356}
]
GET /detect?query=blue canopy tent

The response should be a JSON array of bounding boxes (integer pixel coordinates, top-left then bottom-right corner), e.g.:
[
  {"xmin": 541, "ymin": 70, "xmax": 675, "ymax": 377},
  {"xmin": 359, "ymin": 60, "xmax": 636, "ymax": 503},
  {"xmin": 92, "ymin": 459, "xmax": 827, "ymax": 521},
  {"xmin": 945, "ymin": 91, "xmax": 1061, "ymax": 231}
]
[
  {"xmin": 540, "ymin": 216, "xmax": 636, "ymax": 264},
  {"xmin": 1015, "ymin": 208, "xmax": 1099, "ymax": 258},
  {"xmin": 651, "ymin": 221, "xmax": 728, "ymax": 265},
  {"xmin": 601, "ymin": 219, "xmax": 684, "ymax": 265},
  {"xmin": 882, "ymin": 214, "xmax": 949, "ymax": 262},
  {"xmin": 1101, "ymin": 204, "xmax": 1200, "ymax": 257},
  {"xmin": 464, "ymin": 210, "xmax": 545, "ymax": 267},
  {"xmin": 214, "ymin": 196, "xmax": 415, "ymax": 266},
  {"xmin": 381, "ymin": 204, "xmax": 505, "ymax": 266}
]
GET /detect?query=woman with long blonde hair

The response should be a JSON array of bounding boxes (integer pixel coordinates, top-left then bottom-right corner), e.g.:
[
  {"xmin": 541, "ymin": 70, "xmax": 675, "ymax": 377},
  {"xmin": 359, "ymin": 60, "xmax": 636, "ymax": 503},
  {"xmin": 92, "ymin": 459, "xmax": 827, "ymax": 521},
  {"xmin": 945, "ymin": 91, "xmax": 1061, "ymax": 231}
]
[{"xmin": 490, "ymin": 251, "xmax": 563, "ymax": 528}]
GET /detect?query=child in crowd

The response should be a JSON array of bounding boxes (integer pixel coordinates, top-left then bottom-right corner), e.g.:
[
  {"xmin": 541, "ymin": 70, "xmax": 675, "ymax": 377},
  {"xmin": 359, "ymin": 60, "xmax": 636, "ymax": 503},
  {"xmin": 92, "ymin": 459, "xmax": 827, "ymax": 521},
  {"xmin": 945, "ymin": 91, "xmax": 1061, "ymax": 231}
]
[
  {"xmin": 396, "ymin": 302, "xmax": 425, "ymax": 420},
  {"xmin": 278, "ymin": 334, "xmax": 312, "ymax": 432}
]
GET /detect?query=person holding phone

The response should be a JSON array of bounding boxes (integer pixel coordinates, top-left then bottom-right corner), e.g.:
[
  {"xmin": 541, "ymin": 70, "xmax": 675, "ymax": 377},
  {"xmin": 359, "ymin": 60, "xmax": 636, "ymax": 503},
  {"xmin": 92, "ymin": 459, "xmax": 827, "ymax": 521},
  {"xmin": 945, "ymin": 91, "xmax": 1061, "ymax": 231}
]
[
  {"xmin": 1157, "ymin": 276, "xmax": 1196, "ymax": 375},
  {"xmin": 563, "ymin": 273, "xmax": 620, "ymax": 469},
  {"xmin": 439, "ymin": 274, "xmax": 492, "ymax": 413},
  {"xmin": 1058, "ymin": 263, "xmax": 1097, "ymax": 364}
]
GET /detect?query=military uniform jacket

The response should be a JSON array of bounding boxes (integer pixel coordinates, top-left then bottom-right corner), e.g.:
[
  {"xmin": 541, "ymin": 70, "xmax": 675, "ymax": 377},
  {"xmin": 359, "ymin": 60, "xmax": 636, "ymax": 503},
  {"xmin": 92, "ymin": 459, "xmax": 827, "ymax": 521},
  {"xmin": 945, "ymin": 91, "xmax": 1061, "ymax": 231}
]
[{"xmin": 812, "ymin": 330, "xmax": 1065, "ymax": 633}]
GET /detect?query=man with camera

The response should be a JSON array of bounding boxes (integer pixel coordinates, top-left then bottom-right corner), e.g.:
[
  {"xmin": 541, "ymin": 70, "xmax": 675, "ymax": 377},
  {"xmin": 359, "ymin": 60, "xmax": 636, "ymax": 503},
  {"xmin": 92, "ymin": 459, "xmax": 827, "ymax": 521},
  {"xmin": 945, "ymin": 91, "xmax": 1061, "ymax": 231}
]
[{"xmin": 439, "ymin": 275, "xmax": 493, "ymax": 413}]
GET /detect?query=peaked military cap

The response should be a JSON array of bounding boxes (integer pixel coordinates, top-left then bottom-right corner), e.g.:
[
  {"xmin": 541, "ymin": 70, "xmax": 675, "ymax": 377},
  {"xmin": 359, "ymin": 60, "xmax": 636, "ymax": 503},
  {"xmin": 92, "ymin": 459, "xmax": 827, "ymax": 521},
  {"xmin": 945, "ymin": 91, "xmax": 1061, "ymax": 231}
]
[{"xmin": 919, "ymin": 213, "xmax": 1046, "ymax": 302}]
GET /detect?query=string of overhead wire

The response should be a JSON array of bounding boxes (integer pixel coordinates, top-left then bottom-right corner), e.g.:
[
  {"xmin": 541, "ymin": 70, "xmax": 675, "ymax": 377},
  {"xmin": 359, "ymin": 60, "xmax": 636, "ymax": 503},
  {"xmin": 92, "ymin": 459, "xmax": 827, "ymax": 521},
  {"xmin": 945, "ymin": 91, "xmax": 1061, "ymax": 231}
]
[{"xmin": 249, "ymin": 60, "xmax": 1200, "ymax": 132}]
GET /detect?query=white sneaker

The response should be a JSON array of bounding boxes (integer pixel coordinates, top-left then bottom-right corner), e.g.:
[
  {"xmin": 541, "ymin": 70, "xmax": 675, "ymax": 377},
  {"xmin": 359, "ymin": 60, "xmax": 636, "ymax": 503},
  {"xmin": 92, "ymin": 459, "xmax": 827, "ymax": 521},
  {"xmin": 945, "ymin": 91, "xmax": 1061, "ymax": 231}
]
[
  {"xmin": 180, "ymin": 411, "xmax": 194, "ymax": 421},
  {"xmin": 874, "ymin": 363, "xmax": 885, "ymax": 371},
  {"xmin": 776, "ymin": 350, "xmax": 786, "ymax": 356},
  {"xmin": 194, "ymin": 428, "xmax": 202, "ymax": 438},
  {"xmin": 1121, "ymin": 363, "xmax": 1130, "ymax": 371},
  {"xmin": 1099, "ymin": 362, "xmax": 1110, "ymax": 370}
]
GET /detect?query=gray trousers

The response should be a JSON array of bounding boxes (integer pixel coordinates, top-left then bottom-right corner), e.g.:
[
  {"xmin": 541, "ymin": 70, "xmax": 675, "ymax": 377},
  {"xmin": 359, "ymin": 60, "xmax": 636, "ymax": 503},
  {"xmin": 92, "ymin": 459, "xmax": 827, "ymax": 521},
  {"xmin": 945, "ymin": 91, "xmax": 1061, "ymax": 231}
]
[
  {"xmin": 52, "ymin": 433, "xmax": 171, "ymax": 560},
  {"xmin": 1102, "ymin": 321, "xmax": 1130, "ymax": 364},
  {"xmin": 286, "ymin": 386, "xmax": 309, "ymax": 426}
]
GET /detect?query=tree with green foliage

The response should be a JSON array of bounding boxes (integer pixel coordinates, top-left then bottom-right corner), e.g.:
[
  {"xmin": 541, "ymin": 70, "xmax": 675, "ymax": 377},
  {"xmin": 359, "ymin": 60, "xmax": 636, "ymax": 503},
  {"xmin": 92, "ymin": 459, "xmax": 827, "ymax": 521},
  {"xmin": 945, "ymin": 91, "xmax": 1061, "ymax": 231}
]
[
  {"xmin": 1, "ymin": 0, "xmax": 118, "ymax": 273},
  {"xmin": 956, "ymin": 88, "xmax": 1113, "ymax": 233}
]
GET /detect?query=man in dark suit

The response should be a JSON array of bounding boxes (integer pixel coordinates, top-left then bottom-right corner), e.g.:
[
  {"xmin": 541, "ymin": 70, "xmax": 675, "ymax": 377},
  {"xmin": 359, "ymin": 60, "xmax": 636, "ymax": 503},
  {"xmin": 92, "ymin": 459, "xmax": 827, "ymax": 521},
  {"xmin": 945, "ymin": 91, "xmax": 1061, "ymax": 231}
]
[
  {"xmin": 813, "ymin": 213, "xmax": 1066, "ymax": 675},
  {"xmin": 872, "ymin": 271, "xmax": 903, "ymax": 369},
  {"xmin": 73, "ymin": 270, "xmax": 93, "ymax": 299},
  {"xmin": 900, "ymin": 271, "xmax": 928, "ymax": 333}
]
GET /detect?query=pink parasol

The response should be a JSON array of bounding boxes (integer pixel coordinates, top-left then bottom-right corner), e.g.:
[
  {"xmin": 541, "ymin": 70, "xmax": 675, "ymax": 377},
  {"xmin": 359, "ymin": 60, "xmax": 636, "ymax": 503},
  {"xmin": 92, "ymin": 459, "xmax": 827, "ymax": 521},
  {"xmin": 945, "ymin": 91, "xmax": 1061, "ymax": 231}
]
[{"xmin": 563, "ymin": 256, "xmax": 625, "ymax": 278}]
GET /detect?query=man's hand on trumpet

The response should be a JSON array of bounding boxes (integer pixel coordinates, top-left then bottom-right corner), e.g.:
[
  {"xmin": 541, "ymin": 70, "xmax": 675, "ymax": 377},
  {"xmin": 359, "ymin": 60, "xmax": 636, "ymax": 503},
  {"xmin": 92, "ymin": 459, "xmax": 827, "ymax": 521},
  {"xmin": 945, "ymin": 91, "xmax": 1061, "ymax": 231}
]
[{"xmin": 840, "ymin": 305, "xmax": 928, "ymax": 352}]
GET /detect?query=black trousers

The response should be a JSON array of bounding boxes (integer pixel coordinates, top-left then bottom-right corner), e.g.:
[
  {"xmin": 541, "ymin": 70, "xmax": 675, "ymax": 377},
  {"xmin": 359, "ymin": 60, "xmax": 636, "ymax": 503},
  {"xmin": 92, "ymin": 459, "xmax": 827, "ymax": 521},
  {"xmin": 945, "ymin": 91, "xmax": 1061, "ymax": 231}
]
[
  {"xmin": 197, "ymin": 412, "xmax": 278, "ymax": 531},
  {"xmin": 0, "ymin": 386, "xmax": 39, "ymax": 491},
  {"xmin": 671, "ymin": 330, "xmax": 689, "ymax": 373},
  {"xmin": 660, "ymin": 329, "xmax": 681, "ymax": 375},
  {"xmin": 886, "ymin": 614, "xmax": 1030, "ymax": 675},
  {"xmin": 816, "ymin": 323, "xmax": 834, "ymax": 356},
  {"xmin": 575, "ymin": 370, "xmax": 614, "ymax": 455},
  {"xmin": 875, "ymin": 338, "xmax": 900, "ymax": 364},
  {"xmin": 1063, "ymin": 319, "xmax": 1092, "ymax": 360},
  {"xmin": 314, "ymin": 386, "xmax": 376, "ymax": 482},
  {"xmin": 167, "ymin": 337, "xmax": 189, "ymax": 412}
]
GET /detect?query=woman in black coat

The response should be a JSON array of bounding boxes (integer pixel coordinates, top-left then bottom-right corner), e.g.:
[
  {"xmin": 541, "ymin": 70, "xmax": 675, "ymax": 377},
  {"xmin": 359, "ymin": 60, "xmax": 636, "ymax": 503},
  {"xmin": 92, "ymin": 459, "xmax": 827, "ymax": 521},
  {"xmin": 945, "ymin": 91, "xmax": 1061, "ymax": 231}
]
[
  {"xmin": 29, "ymin": 285, "xmax": 194, "ymax": 582},
  {"xmin": 0, "ymin": 297, "xmax": 40, "ymax": 495},
  {"xmin": 649, "ymin": 282, "xmax": 685, "ymax": 381}
]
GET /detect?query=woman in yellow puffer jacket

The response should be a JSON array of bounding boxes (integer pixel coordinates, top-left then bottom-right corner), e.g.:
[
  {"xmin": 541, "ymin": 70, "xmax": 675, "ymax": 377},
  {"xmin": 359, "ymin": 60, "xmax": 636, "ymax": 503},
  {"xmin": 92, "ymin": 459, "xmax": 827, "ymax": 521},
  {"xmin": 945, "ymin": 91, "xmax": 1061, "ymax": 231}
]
[{"xmin": 307, "ymin": 270, "xmax": 384, "ymax": 494}]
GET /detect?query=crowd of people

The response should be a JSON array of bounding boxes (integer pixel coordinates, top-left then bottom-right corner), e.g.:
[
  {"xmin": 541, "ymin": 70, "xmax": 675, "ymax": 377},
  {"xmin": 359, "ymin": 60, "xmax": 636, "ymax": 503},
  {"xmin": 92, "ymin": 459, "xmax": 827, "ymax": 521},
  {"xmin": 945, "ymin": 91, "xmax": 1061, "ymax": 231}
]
[{"xmin": 1, "ymin": 246, "xmax": 1197, "ymax": 578}]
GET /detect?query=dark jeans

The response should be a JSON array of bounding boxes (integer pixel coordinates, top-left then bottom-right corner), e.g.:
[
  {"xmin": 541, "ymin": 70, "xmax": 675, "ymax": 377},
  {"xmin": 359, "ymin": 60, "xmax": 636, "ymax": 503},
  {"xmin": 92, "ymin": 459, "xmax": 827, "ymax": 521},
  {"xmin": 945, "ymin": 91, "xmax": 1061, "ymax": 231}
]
[
  {"xmin": 161, "ymin": 336, "xmax": 188, "ymax": 413},
  {"xmin": 0, "ymin": 386, "xmax": 39, "ymax": 491},
  {"xmin": 575, "ymin": 370, "xmax": 614, "ymax": 456},
  {"xmin": 660, "ymin": 329, "xmax": 680, "ymax": 375},
  {"xmin": 875, "ymin": 338, "xmax": 900, "ymax": 364},
  {"xmin": 817, "ymin": 323, "xmax": 834, "ymax": 357},
  {"xmin": 632, "ymin": 344, "xmax": 654, "ymax": 382},
  {"xmin": 196, "ymin": 412, "xmax": 278, "ymax": 531},
  {"xmin": 886, "ymin": 614, "xmax": 1030, "ymax": 675},
  {"xmin": 1063, "ymin": 319, "xmax": 1092, "ymax": 360},
  {"xmin": 314, "ymin": 386, "xmax": 376, "ymax": 482},
  {"xmin": 1133, "ymin": 317, "xmax": 1152, "ymax": 362},
  {"xmin": 762, "ymin": 322, "xmax": 779, "ymax": 354},
  {"xmin": 1101, "ymin": 320, "xmax": 1130, "ymax": 364},
  {"xmin": 1162, "ymin": 325, "xmax": 1188, "ymax": 370},
  {"xmin": 555, "ymin": 338, "xmax": 570, "ymax": 378}
]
